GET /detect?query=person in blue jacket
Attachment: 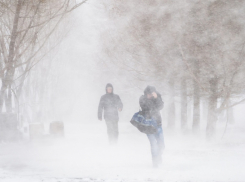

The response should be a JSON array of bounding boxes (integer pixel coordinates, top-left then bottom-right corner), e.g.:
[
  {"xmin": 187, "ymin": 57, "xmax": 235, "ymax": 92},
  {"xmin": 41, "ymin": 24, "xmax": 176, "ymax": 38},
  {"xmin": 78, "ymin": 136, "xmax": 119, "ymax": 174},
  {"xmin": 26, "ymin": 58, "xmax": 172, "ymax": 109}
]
[
  {"xmin": 140, "ymin": 86, "xmax": 165, "ymax": 168},
  {"xmin": 98, "ymin": 83, "xmax": 123, "ymax": 145}
]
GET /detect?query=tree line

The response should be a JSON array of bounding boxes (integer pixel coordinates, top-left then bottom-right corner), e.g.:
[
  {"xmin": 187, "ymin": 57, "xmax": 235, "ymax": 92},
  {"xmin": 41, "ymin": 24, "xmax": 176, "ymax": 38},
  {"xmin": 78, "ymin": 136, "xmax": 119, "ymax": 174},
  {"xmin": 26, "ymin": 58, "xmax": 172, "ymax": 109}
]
[
  {"xmin": 101, "ymin": 0, "xmax": 245, "ymax": 139},
  {"xmin": 0, "ymin": 0, "xmax": 86, "ymax": 124}
]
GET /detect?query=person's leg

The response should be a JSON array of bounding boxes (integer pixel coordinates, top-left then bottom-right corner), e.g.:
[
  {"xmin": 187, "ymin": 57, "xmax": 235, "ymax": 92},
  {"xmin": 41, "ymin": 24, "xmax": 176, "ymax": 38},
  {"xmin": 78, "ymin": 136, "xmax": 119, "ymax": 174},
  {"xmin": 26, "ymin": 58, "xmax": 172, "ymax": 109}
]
[
  {"xmin": 155, "ymin": 126, "xmax": 165, "ymax": 164},
  {"xmin": 105, "ymin": 120, "xmax": 114, "ymax": 144},
  {"xmin": 105, "ymin": 120, "xmax": 119, "ymax": 145},
  {"xmin": 111, "ymin": 120, "xmax": 119, "ymax": 144},
  {"xmin": 147, "ymin": 134, "xmax": 159, "ymax": 167}
]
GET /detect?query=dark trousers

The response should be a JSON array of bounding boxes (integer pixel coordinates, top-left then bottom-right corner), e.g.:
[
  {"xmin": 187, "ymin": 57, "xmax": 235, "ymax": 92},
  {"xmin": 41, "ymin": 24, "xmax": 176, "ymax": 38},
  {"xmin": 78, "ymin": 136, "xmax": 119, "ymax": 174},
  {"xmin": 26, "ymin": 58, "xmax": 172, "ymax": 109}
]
[{"xmin": 105, "ymin": 120, "xmax": 119, "ymax": 144}]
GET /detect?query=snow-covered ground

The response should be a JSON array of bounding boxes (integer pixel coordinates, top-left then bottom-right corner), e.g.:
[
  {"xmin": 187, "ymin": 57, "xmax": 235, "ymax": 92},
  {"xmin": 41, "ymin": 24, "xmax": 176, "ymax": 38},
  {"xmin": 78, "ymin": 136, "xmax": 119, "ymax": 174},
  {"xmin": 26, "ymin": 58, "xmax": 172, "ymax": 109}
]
[{"xmin": 0, "ymin": 122, "xmax": 245, "ymax": 182}]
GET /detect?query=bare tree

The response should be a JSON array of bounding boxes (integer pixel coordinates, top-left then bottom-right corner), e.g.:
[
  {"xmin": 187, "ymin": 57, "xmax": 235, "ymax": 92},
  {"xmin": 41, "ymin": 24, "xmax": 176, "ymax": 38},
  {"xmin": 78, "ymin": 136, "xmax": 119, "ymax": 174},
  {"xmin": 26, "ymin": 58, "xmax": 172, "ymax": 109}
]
[
  {"xmin": 102, "ymin": 0, "xmax": 245, "ymax": 139},
  {"xmin": 0, "ymin": 0, "xmax": 87, "ymax": 115}
]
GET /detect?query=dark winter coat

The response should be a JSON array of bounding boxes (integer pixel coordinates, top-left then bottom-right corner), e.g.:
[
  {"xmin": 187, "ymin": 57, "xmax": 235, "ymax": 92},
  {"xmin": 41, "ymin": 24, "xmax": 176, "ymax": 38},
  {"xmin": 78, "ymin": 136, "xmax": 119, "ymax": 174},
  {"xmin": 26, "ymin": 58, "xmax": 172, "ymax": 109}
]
[
  {"xmin": 139, "ymin": 86, "xmax": 164, "ymax": 126},
  {"xmin": 98, "ymin": 84, "xmax": 123, "ymax": 121}
]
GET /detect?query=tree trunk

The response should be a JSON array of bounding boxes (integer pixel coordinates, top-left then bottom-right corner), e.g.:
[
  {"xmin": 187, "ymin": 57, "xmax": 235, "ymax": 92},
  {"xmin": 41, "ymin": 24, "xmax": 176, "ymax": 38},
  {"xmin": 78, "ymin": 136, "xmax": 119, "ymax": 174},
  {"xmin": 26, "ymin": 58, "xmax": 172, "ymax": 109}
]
[
  {"xmin": 0, "ymin": 0, "xmax": 22, "ymax": 112},
  {"xmin": 5, "ymin": 86, "xmax": 13, "ymax": 113},
  {"xmin": 181, "ymin": 77, "xmax": 187, "ymax": 129},
  {"xmin": 168, "ymin": 76, "xmax": 175, "ymax": 128},
  {"xmin": 192, "ymin": 81, "xmax": 200, "ymax": 131},
  {"xmin": 192, "ymin": 60, "xmax": 200, "ymax": 131},
  {"xmin": 202, "ymin": 99, "xmax": 208, "ymax": 125},
  {"xmin": 206, "ymin": 77, "xmax": 218, "ymax": 139},
  {"xmin": 227, "ymin": 98, "xmax": 235, "ymax": 124}
]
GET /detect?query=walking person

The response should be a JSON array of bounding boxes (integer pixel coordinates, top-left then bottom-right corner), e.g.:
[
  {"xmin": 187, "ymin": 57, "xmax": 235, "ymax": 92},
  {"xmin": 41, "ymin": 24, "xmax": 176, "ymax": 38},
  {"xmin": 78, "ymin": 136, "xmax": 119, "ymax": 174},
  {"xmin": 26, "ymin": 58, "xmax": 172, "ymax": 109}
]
[
  {"xmin": 139, "ymin": 86, "xmax": 165, "ymax": 168},
  {"xmin": 98, "ymin": 83, "xmax": 123, "ymax": 145}
]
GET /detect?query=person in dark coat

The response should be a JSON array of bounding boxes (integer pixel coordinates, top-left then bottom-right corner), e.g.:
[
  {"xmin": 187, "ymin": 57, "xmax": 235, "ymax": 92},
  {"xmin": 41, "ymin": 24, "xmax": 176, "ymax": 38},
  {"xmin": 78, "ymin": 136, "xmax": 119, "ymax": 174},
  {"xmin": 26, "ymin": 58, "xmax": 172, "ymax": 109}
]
[
  {"xmin": 98, "ymin": 83, "xmax": 123, "ymax": 144},
  {"xmin": 139, "ymin": 85, "xmax": 165, "ymax": 168}
]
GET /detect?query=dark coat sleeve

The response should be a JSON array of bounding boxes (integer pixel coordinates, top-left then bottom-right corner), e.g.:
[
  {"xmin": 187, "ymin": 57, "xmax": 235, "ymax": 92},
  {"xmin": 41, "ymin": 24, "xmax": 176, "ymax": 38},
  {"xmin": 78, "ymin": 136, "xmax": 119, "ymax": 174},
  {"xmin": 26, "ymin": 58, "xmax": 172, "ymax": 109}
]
[
  {"xmin": 98, "ymin": 96, "xmax": 104, "ymax": 119},
  {"xmin": 153, "ymin": 94, "xmax": 164, "ymax": 111},
  {"xmin": 117, "ymin": 95, "xmax": 123, "ymax": 110}
]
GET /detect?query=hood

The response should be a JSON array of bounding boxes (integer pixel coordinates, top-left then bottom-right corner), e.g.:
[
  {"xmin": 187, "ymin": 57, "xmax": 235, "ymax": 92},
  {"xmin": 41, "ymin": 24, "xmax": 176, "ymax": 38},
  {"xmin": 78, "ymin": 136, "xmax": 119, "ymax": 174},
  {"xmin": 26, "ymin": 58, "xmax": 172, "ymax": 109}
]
[
  {"xmin": 144, "ymin": 85, "xmax": 157, "ymax": 95},
  {"xmin": 106, "ymin": 83, "xmax": 113, "ymax": 94}
]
